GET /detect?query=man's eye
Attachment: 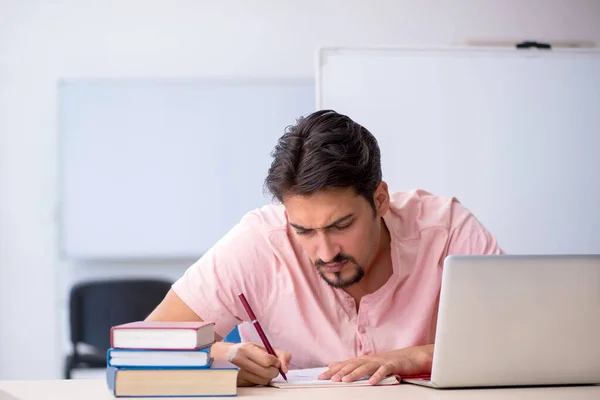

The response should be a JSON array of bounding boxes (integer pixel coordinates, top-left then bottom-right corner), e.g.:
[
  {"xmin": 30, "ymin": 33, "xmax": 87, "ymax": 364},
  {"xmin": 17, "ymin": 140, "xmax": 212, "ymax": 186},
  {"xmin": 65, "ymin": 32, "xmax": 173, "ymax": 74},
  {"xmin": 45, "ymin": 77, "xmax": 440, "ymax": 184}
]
[
  {"xmin": 296, "ymin": 229, "xmax": 310, "ymax": 235},
  {"xmin": 335, "ymin": 223, "xmax": 352, "ymax": 231}
]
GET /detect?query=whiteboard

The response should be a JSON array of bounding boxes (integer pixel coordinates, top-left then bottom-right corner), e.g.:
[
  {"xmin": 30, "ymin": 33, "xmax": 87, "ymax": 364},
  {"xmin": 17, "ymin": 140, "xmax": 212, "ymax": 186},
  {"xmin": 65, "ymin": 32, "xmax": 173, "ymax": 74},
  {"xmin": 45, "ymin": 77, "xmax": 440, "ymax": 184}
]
[
  {"xmin": 317, "ymin": 46, "xmax": 600, "ymax": 255},
  {"xmin": 59, "ymin": 79, "xmax": 315, "ymax": 259}
]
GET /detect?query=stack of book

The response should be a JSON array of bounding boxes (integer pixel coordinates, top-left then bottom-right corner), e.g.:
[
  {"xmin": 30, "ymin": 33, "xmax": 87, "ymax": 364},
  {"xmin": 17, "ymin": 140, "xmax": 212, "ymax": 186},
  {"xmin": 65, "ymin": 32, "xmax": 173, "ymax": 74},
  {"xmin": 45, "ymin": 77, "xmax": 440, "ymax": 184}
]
[{"xmin": 106, "ymin": 321, "xmax": 238, "ymax": 397}]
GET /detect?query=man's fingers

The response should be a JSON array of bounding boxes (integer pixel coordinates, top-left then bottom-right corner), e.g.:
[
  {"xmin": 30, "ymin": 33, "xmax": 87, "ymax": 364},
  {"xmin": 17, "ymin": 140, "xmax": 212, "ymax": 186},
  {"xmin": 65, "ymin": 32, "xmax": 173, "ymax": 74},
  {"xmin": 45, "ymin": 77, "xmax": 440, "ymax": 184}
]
[
  {"xmin": 238, "ymin": 358, "xmax": 280, "ymax": 380},
  {"xmin": 274, "ymin": 349, "xmax": 292, "ymax": 362},
  {"xmin": 229, "ymin": 343, "xmax": 281, "ymax": 380},
  {"xmin": 237, "ymin": 369, "xmax": 274, "ymax": 387},
  {"xmin": 368, "ymin": 364, "xmax": 395, "ymax": 385},
  {"xmin": 341, "ymin": 362, "xmax": 378, "ymax": 383},
  {"xmin": 318, "ymin": 362, "xmax": 347, "ymax": 380},
  {"xmin": 274, "ymin": 349, "xmax": 292, "ymax": 373},
  {"xmin": 330, "ymin": 361, "xmax": 363, "ymax": 382},
  {"xmin": 241, "ymin": 344, "xmax": 281, "ymax": 369},
  {"xmin": 231, "ymin": 342, "xmax": 291, "ymax": 381}
]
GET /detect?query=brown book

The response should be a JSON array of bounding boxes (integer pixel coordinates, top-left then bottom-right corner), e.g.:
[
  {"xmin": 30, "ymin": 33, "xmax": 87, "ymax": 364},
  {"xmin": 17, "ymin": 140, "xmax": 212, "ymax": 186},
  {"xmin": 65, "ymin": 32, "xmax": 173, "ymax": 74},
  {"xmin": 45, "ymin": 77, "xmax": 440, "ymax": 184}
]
[{"xmin": 106, "ymin": 359, "xmax": 239, "ymax": 397}]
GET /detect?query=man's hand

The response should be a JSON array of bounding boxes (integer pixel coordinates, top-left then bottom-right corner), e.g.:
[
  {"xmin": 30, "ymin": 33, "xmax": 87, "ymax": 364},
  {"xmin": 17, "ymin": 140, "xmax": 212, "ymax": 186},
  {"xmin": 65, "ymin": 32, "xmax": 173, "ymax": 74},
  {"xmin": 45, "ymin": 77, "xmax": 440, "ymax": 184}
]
[
  {"xmin": 318, "ymin": 344, "xmax": 433, "ymax": 385},
  {"xmin": 211, "ymin": 341, "xmax": 291, "ymax": 387}
]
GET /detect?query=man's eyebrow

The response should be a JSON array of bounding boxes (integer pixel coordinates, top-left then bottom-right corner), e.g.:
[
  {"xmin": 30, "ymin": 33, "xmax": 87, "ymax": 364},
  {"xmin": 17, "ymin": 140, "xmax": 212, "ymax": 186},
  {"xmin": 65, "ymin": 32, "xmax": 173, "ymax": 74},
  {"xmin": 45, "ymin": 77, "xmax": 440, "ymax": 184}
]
[{"xmin": 289, "ymin": 213, "xmax": 354, "ymax": 231}]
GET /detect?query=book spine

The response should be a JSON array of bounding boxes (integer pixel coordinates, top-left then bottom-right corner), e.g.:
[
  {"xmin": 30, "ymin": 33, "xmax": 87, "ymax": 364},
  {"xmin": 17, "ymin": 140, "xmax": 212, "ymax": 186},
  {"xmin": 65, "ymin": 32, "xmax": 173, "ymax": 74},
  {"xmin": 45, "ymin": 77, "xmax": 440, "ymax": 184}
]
[
  {"xmin": 105, "ymin": 366, "xmax": 118, "ymax": 397},
  {"xmin": 109, "ymin": 326, "xmax": 115, "ymax": 348}
]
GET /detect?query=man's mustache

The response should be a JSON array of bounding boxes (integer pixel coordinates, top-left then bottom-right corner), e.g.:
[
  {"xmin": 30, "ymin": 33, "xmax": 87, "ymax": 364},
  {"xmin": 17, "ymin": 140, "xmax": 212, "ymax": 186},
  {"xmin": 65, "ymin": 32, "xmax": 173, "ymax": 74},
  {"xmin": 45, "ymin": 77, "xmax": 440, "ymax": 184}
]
[{"xmin": 315, "ymin": 253, "xmax": 353, "ymax": 267}]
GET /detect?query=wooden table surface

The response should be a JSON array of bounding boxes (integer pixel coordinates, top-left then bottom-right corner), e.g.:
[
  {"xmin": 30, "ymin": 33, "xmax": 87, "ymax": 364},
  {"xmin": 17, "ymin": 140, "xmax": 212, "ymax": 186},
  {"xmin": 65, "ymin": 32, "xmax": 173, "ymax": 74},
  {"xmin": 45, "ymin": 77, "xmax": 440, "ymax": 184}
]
[{"xmin": 1, "ymin": 379, "xmax": 599, "ymax": 400}]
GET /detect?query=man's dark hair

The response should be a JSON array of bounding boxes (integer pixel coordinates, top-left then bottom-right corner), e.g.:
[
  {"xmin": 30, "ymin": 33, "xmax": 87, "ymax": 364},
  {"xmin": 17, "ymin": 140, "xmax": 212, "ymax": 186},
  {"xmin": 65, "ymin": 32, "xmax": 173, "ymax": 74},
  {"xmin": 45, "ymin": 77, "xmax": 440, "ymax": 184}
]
[{"xmin": 264, "ymin": 109, "xmax": 382, "ymax": 210}]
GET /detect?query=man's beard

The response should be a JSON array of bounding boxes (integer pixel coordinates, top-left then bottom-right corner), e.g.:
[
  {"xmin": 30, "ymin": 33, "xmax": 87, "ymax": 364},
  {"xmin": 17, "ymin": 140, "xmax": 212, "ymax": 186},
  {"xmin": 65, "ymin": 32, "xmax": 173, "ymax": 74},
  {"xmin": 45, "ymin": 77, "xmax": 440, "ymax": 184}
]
[{"xmin": 315, "ymin": 253, "xmax": 365, "ymax": 289}]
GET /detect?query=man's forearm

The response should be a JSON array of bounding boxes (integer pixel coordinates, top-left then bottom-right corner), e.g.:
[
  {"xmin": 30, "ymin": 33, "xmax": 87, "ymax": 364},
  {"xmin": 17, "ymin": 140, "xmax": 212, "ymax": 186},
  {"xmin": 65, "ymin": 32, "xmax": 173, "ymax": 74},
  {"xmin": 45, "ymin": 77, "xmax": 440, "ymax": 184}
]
[{"xmin": 404, "ymin": 344, "xmax": 434, "ymax": 372}]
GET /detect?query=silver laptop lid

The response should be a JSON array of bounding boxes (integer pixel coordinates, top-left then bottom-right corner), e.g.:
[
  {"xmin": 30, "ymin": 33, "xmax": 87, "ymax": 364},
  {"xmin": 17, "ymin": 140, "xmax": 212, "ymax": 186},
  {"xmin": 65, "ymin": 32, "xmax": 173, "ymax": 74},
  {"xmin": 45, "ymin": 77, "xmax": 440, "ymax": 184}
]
[{"xmin": 430, "ymin": 254, "xmax": 600, "ymax": 388}]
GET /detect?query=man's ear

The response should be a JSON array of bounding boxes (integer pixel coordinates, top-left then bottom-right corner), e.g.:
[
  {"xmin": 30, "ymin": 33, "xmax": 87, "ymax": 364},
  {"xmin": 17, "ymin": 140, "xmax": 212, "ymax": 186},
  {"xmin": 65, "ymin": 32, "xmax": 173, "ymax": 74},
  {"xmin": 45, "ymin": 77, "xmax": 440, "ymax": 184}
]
[{"xmin": 373, "ymin": 181, "xmax": 390, "ymax": 217}]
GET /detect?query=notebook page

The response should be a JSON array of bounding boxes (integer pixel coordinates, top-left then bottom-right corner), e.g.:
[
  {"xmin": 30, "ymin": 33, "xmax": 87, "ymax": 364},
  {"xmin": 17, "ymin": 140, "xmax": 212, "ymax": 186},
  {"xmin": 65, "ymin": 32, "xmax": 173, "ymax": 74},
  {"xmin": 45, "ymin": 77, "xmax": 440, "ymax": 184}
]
[{"xmin": 270, "ymin": 367, "xmax": 399, "ymax": 388}]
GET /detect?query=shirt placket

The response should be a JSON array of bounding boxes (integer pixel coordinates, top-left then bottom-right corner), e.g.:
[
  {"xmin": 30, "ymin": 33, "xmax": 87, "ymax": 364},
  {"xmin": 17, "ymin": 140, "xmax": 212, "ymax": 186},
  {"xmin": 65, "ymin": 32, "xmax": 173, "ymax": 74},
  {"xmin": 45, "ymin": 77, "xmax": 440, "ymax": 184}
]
[
  {"xmin": 337, "ymin": 295, "xmax": 360, "ymax": 356},
  {"xmin": 356, "ymin": 298, "xmax": 374, "ymax": 356}
]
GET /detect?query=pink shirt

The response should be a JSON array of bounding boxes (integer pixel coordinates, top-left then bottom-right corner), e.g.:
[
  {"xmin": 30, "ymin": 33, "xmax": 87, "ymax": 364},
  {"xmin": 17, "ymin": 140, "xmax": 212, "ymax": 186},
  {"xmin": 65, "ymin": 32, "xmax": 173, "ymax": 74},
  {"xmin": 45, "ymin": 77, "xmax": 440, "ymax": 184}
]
[{"xmin": 172, "ymin": 189, "xmax": 503, "ymax": 369}]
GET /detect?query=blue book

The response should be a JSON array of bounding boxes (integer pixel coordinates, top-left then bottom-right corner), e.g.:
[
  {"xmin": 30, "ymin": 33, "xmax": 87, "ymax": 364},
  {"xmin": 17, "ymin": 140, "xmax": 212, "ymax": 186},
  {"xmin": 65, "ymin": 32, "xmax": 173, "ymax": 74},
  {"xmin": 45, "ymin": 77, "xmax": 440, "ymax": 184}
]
[
  {"xmin": 106, "ymin": 347, "xmax": 211, "ymax": 369},
  {"xmin": 106, "ymin": 359, "xmax": 239, "ymax": 397}
]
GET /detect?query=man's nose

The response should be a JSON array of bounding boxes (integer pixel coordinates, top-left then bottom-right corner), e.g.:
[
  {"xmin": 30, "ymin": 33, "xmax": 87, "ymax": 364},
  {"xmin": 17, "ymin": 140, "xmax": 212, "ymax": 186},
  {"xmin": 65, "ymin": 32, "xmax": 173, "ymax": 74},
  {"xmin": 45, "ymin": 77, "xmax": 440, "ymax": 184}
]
[{"xmin": 316, "ymin": 233, "xmax": 340, "ymax": 264}]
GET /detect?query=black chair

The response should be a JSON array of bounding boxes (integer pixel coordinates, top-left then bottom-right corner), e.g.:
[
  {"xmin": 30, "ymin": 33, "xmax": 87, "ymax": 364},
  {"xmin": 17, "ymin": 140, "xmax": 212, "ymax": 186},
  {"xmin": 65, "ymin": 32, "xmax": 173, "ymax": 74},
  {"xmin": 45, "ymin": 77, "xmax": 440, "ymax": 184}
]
[{"xmin": 64, "ymin": 278, "xmax": 172, "ymax": 379}]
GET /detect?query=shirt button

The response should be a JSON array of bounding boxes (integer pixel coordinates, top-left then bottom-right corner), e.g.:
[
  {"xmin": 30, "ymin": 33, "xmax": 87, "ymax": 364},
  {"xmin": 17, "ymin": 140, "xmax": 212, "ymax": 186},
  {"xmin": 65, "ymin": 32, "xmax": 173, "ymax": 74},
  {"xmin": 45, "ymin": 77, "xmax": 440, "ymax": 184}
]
[{"xmin": 358, "ymin": 326, "xmax": 366, "ymax": 334}]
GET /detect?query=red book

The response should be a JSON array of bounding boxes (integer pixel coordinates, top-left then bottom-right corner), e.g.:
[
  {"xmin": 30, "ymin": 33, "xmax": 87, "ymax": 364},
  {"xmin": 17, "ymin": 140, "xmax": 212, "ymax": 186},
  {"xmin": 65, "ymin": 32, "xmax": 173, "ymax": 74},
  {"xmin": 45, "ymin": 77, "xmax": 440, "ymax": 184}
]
[{"xmin": 110, "ymin": 321, "xmax": 215, "ymax": 350}]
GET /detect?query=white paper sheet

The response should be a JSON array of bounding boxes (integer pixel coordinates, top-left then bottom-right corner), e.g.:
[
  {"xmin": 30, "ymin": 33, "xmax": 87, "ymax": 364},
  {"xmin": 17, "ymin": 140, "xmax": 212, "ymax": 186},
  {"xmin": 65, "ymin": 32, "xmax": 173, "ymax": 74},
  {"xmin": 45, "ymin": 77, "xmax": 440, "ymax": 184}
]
[{"xmin": 269, "ymin": 367, "xmax": 399, "ymax": 388}]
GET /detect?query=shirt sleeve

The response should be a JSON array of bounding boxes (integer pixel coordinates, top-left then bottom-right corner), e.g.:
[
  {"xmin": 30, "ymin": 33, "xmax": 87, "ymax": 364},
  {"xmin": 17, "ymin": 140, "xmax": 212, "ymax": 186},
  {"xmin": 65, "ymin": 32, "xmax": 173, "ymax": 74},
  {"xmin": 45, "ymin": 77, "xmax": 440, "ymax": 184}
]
[
  {"xmin": 446, "ymin": 200, "xmax": 505, "ymax": 256},
  {"xmin": 171, "ymin": 212, "xmax": 277, "ymax": 339}
]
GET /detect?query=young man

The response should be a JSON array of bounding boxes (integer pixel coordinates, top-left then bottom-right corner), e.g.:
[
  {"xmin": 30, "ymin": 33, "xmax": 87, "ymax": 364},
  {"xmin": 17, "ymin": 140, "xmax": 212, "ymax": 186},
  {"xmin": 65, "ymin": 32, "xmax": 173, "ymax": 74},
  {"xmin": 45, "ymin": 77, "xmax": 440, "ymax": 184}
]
[{"xmin": 146, "ymin": 110, "xmax": 503, "ymax": 386}]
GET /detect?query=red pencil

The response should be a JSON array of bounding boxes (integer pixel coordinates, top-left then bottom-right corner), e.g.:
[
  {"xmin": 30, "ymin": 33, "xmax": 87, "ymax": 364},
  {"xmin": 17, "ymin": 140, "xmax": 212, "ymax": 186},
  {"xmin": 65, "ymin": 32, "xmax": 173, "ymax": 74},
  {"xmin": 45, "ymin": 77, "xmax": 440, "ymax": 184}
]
[{"xmin": 238, "ymin": 293, "xmax": 287, "ymax": 381}]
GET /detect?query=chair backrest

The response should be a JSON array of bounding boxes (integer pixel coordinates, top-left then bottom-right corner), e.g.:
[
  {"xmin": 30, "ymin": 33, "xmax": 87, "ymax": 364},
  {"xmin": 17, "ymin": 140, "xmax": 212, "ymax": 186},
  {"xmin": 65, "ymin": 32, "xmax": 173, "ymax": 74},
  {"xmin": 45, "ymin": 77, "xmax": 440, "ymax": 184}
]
[{"xmin": 68, "ymin": 279, "xmax": 172, "ymax": 352}]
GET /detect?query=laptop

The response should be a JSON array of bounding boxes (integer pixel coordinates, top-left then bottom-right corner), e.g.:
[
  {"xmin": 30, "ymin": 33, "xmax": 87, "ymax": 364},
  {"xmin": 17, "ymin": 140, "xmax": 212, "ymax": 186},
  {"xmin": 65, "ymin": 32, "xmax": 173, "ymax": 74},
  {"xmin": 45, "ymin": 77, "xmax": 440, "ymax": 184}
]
[{"xmin": 403, "ymin": 254, "xmax": 600, "ymax": 389}]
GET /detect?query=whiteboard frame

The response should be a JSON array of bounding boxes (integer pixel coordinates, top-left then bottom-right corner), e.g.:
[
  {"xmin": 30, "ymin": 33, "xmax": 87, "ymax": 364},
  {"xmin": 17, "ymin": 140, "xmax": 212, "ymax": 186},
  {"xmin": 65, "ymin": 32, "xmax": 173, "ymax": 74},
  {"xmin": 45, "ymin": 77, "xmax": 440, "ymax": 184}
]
[{"xmin": 316, "ymin": 45, "xmax": 600, "ymax": 109}]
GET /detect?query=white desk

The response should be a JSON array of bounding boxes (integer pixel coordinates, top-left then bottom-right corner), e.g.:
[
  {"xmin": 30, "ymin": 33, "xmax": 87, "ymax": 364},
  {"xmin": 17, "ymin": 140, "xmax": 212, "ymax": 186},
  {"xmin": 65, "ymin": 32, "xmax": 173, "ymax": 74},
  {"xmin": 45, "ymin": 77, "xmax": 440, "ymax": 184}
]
[{"xmin": 1, "ymin": 380, "xmax": 599, "ymax": 400}]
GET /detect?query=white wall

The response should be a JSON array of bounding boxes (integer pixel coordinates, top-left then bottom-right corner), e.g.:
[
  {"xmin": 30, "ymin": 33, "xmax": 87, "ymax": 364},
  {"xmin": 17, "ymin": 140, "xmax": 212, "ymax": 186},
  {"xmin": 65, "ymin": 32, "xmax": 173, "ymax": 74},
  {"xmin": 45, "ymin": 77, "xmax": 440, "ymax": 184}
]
[{"xmin": 1, "ymin": 0, "xmax": 599, "ymax": 380}]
